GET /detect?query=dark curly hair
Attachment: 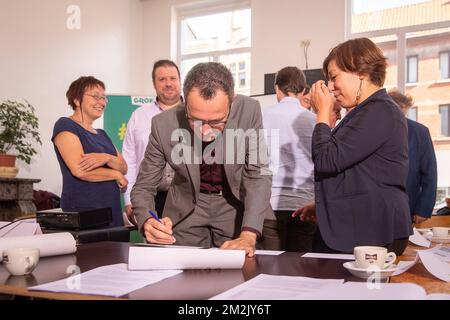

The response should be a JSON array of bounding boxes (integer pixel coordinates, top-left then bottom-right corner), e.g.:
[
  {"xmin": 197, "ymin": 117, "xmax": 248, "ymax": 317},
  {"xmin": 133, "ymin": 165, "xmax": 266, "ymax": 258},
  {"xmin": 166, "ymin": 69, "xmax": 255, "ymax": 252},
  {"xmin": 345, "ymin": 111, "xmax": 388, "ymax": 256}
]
[
  {"xmin": 183, "ymin": 62, "xmax": 234, "ymax": 103},
  {"xmin": 66, "ymin": 76, "xmax": 105, "ymax": 110}
]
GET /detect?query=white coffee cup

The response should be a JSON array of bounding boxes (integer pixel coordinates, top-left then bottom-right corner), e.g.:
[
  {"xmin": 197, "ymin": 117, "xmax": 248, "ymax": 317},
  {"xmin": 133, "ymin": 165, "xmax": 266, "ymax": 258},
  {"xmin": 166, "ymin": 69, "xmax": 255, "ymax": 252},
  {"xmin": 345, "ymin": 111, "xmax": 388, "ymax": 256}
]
[
  {"xmin": 432, "ymin": 227, "xmax": 450, "ymax": 238},
  {"xmin": 353, "ymin": 246, "xmax": 396, "ymax": 269},
  {"xmin": 2, "ymin": 248, "xmax": 40, "ymax": 276}
]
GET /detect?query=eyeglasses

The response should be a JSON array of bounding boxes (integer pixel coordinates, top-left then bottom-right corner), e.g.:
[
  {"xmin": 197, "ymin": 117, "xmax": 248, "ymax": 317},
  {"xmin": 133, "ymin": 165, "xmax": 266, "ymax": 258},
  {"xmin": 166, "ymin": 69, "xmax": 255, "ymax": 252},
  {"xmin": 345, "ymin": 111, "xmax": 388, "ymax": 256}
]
[
  {"xmin": 185, "ymin": 105, "xmax": 230, "ymax": 129},
  {"xmin": 85, "ymin": 94, "xmax": 109, "ymax": 103}
]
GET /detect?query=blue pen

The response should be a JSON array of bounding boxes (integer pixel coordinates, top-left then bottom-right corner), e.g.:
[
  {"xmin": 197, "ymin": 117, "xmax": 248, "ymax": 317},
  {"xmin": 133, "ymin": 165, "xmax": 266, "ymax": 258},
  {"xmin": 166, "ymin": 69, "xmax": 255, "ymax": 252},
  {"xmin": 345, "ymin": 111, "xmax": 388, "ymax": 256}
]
[{"xmin": 148, "ymin": 210, "xmax": 162, "ymax": 223}]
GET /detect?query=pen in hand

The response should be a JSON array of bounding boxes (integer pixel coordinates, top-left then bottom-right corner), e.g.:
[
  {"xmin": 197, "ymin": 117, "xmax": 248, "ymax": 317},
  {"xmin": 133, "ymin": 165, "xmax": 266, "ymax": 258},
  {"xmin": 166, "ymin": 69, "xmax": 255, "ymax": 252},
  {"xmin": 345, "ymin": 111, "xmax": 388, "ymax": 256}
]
[
  {"xmin": 148, "ymin": 210, "xmax": 162, "ymax": 223},
  {"xmin": 148, "ymin": 210, "xmax": 176, "ymax": 243}
]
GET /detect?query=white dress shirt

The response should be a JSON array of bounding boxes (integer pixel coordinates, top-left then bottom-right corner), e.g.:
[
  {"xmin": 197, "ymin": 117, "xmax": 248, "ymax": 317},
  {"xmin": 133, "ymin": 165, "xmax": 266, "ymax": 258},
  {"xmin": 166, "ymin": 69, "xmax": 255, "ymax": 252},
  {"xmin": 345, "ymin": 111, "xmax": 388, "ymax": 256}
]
[
  {"xmin": 122, "ymin": 101, "xmax": 173, "ymax": 206},
  {"xmin": 262, "ymin": 97, "xmax": 315, "ymax": 212}
]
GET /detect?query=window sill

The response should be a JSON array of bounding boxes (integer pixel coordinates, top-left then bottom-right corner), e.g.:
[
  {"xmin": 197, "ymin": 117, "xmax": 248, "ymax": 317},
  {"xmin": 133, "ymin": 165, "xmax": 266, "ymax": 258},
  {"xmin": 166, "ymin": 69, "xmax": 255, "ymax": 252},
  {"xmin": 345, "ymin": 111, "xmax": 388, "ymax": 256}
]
[
  {"xmin": 434, "ymin": 78, "xmax": 450, "ymax": 84},
  {"xmin": 433, "ymin": 137, "xmax": 450, "ymax": 142},
  {"xmin": 405, "ymin": 82, "xmax": 419, "ymax": 87}
]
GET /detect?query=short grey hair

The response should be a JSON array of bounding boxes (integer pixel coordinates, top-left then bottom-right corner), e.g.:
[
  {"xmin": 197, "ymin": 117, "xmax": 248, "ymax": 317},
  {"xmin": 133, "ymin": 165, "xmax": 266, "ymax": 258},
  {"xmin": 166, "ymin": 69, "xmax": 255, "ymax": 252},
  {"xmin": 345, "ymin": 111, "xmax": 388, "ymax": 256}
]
[{"xmin": 183, "ymin": 62, "xmax": 234, "ymax": 104}]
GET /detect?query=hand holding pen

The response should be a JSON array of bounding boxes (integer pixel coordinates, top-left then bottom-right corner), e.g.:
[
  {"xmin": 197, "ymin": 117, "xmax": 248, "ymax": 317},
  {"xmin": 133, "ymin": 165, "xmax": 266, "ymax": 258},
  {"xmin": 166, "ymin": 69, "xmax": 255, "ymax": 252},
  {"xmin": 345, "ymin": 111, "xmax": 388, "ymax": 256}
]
[{"xmin": 143, "ymin": 210, "xmax": 176, "ymax": 244}]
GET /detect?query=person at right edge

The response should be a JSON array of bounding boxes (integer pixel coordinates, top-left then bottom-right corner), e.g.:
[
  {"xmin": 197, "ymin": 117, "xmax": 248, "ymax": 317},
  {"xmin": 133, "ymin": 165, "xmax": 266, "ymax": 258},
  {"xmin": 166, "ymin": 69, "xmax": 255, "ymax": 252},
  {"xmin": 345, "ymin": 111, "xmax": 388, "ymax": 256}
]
[
  {"xmin": 293, "ymin": 38, "xmax": 413, "ymax": 256},
  {"xmin": 388, "ymin": 89, "xmax": 437, "ymax": 225}
]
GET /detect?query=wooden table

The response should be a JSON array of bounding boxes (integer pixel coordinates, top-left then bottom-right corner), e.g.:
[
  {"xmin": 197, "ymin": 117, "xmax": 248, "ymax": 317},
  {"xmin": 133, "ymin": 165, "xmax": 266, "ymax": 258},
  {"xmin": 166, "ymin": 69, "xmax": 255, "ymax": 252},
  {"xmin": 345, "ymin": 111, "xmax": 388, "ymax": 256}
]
[
  {"xmin": 0, "ymin": 241, "xmax": 448, "ymax": 299},
  {"xmin": 390, "ymin": 243, "xmax": 450, "ymax": 294}
]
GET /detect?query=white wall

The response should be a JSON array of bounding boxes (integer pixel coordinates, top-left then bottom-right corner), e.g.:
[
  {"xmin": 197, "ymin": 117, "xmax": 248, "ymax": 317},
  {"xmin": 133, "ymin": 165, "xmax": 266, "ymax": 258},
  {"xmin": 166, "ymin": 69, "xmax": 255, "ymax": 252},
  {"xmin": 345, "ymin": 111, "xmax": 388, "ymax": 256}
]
[
  {"xmin": 141, "ymin": 0, "xmax": 346, "ymax": 95},
  {"xmin": 0, "ymin": 0, "xmax": 144, "ymax": 195},
  {"xmin": 1, "ymin": 0, "xmax": 345, "ymax": 196}
]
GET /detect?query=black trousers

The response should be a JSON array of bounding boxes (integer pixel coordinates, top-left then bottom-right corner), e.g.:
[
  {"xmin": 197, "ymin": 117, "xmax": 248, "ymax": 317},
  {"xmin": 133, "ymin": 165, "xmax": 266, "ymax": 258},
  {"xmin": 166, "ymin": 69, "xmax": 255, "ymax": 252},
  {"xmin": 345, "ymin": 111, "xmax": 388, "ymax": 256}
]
[{"xmin": 259, "ymin": 210, "xmax": 317, "ymax": 252}]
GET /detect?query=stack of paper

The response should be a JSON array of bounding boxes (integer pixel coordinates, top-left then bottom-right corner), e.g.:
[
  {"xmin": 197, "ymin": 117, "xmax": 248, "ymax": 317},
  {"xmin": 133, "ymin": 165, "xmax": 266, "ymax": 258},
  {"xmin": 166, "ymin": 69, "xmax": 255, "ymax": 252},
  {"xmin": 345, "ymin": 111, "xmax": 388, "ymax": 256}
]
[
  {"xmin": 210, "ymin": 274, "xmax": 345, "ymax": 300},
  {"xmin": 0, "ymin": 220, "xmax": 42, "ymax": 238},
  {"xmin": 29, "ymin": 263, "xmax": 182, "ymax": 297}
]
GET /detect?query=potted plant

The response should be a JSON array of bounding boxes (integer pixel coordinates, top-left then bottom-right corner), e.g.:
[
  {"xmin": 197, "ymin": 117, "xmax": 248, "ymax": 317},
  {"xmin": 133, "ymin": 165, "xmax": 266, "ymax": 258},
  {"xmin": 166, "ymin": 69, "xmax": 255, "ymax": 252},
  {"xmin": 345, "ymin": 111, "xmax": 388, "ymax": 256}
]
[{"xmin": 0, "ymin": 99, "xmax": 42, "ymax": 177}]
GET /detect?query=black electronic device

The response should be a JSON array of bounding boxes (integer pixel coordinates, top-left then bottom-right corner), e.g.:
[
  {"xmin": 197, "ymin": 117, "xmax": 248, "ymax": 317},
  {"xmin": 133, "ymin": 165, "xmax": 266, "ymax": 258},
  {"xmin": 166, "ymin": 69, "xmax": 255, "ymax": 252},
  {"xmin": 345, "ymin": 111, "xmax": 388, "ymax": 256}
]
[{"xmin": 36, "ymin": 207, "xmax": 112, "ymax": 230}]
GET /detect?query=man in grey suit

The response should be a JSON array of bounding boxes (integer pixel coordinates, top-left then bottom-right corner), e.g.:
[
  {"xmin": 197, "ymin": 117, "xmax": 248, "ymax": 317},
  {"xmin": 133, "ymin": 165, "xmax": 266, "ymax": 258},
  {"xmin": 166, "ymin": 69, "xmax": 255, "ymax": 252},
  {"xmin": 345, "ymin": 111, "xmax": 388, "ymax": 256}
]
[{"xmin": 131, "ymin": 62, "xmax": 272, "ymax": 256}]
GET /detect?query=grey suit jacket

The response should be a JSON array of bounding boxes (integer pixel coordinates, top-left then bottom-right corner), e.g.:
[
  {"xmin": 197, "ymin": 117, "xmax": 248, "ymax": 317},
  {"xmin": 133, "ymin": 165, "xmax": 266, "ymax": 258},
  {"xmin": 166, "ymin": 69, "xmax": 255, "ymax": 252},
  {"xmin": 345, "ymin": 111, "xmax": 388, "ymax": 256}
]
[{"xmin": 131, "ymin": 94, "xmax": 273, "ymax": 235}]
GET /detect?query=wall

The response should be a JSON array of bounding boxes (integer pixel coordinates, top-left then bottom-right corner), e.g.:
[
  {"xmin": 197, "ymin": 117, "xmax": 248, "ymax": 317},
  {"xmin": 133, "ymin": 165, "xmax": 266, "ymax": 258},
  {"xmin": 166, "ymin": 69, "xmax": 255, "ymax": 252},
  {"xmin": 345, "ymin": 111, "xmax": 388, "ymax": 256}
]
[
  {"xmin": 141, "ymin": 0, "xmax": 346, "ymax": 95},
  {"xmin": 0, "ymin": 0, "xmax": 144, "ymax": 195}
]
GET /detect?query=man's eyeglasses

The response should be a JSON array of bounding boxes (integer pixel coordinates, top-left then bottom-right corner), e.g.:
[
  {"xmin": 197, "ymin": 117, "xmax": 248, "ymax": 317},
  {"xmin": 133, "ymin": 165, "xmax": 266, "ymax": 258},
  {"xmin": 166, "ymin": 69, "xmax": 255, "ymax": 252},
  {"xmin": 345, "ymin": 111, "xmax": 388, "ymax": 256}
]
[
  {"xmin": 85, "ymin": 94, "xmax": 109, "ymax": 103},
  {"xmin": 185, "ymin": 106, "xmax": 230, "ymax": 129}
]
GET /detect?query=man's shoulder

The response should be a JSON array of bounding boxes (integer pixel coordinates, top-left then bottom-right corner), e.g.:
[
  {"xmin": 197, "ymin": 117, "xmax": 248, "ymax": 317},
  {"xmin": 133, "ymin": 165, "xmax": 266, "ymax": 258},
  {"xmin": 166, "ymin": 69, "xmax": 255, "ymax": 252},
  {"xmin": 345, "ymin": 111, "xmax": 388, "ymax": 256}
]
[
  {"xmin": 407, "ymin": 118, "xmax": 428, "ymax": 132},
  {"xmin": 234, "ymin": 94, "xmax": 260, "ymax": 109},
  {"xmin": 151, "ymin": 104, "xmax": 185, "ymax": 127}
]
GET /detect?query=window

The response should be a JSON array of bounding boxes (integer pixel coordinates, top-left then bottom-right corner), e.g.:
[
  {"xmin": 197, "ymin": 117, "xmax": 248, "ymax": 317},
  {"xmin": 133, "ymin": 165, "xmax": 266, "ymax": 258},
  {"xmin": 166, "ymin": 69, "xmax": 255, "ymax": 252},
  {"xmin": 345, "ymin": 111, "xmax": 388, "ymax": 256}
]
[
  {"xmin": 177, "ymin": 3, "xmax": 251, "ymax": 95},
  {"xmin": 406, "ymin": 55, "xmax": 418, "ymax": 83},
  {"xmin": 239, "ymin": 72, "xmax": 246, "ymax": 87},
  {"xmin": 407, "ymin": 107, "xmax": 417, "ymax": 121},
  {"xmin": 440, "ymin": 105, "xmax": 450, "ymax": 137},
  {"xmin": 440, "ymin": 51, "xmax": 450, "ymax": 79}
]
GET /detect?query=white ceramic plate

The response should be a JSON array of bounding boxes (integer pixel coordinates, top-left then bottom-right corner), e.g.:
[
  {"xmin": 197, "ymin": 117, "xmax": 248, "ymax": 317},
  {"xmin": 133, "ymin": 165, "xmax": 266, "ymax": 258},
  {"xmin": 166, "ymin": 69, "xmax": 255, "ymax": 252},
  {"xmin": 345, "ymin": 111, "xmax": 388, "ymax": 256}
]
[{"xmin": 343, "ymin": 261, "xmax": 398, "ymax": 280}]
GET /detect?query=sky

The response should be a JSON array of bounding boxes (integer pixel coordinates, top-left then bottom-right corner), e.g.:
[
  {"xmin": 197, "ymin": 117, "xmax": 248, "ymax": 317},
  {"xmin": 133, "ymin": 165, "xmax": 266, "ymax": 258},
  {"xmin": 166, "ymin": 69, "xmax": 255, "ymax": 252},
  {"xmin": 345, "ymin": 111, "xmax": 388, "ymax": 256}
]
[{"xmin": 353, "ymin": 0, "xmax": 431, "ymax": 13}]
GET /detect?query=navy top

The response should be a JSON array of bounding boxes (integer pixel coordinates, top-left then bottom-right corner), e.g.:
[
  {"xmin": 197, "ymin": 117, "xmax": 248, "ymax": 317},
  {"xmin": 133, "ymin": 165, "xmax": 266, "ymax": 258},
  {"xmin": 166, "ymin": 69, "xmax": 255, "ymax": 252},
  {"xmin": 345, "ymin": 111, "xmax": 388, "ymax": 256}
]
[
  {"xmin": 312, "ymin": 89, "xmax": 413, "ymax": 252},
  {"xmin": 406, "ymin": 118, "xmax": 437, "ymax": 218},
  {"xmin": 52, "ymin": 117, "xmax": 122, "ymax": 227}
]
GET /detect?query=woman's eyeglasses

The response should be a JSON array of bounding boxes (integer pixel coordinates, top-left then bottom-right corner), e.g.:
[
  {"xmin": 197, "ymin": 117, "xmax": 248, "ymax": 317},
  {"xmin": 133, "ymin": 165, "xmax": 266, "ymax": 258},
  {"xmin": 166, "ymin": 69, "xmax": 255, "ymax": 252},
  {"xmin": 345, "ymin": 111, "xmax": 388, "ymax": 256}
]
[{"xmin": 85, "ymin": 94, "xmax": 109, "ymax": 103}]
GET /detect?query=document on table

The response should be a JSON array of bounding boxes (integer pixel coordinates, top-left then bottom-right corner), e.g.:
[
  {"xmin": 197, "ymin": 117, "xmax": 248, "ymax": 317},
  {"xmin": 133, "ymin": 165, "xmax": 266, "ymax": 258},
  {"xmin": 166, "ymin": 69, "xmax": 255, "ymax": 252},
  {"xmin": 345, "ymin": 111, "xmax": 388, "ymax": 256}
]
[
  {"xmin": 128, "ymin": 246, "xmax": 245, "ymax": 270},
  {"xmin": 301, "ymin": 253, "xmax": 354, "ymax": 260},
  {"xmin": 0, "ymin": 220, "xmax": 42, "ymax": 238},
  {"xmin": 306, "ymin": 282, "xmax": 437, "ymax": 300},
  {"xmin": 210, "ymin": 274, "xmax": 344, "ymax": 300},
  {"xmin": 408, "ymin": 227, "xmax": 431, "ymax": 247},
  {"xmin": 255, "ymin": 250, "xmax": 284, "ymax": 256},
  {"xmin": 417, "ymin": 245, "xmax": 450, "ymax": 282},
  {"xmin": 29, "ymin": 263, "xmax": 182, "ymax": 297}
]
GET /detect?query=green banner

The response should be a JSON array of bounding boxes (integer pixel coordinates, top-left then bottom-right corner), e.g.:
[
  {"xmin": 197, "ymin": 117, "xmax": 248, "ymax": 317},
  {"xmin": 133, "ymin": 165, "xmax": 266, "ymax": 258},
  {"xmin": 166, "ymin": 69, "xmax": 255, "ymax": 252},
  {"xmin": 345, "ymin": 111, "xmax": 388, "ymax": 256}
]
[
  {"xmin": 104, "ymin": 95, "xmax": 155, "ymax": 152},
  {"xmin": 103, "ymin": 95, "xmax": 154, "ymax": 243}
]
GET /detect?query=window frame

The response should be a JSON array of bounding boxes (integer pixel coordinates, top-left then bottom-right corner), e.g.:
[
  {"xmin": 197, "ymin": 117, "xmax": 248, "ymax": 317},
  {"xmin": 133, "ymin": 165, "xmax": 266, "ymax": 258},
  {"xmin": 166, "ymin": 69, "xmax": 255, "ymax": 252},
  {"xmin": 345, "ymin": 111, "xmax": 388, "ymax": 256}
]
[
  {"xmin": 406, "ymin": 55, "xmax": 418, "ymax": 84},
  {"xmin": 175, "ymin": 0, "xmax": 251, "ymax": 91},
  {"xmin": 346, "ymin": 0, "xmax": 450, "ymax": 91},
  {"xmin": 440, "ymin": 51, "xmax": 450, "ymax": 79},
  {"xmin": 440, "ymin": 104, "xmax": 450, "ymax": 137}
]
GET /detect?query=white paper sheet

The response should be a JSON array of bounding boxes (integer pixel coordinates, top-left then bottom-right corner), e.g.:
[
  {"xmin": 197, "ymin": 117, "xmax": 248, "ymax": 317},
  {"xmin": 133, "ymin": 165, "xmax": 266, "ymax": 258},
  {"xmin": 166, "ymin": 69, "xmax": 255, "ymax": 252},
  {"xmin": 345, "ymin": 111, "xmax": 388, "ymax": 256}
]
[
  {"xmin": 29, "ymin": 263, "xmax": 182, "ymax": 297},
  {"xmin": 306, "ymin": 282, "xmax": 429, "ymax": 300},
  {"xmin": 302, "ymin": 253, "xmax": 354, "ymax": 260},
  {"xmin": 255, "ymin": 250, "xmax": 284, "ymax": 256},
  {"xmin": 0, "ymin": 232, "xmax": 77, "ymax": 259},
  {"xmin": 128, "ymin": 246, "xmax": 245, "ymax": 270},
  {"xmin": 210, "ymin": 274, "xmax": 344, "ymax": 300},
  {"xmin": 0, "ymin": 220, "xmax": 42, "ymax": 238},
  {"xmin": 409, "ymin": 228, "xmax": 431, "ymax": 247},
  {"xmin": 417, "ymin": 245, "xmax": 450, "ymax": 282},
  {"xmin": 391, "ymin": 258, "xmax": 418, "ymax": 276}
]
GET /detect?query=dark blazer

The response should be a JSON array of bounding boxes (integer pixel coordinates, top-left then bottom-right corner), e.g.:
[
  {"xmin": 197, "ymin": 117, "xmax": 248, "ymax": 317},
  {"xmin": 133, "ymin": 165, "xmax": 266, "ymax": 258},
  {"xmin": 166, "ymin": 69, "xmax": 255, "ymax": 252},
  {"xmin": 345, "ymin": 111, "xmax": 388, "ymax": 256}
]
[
  {"xmin": 312, "ymin": 89, "xmax": 413, "ymax": 252},
  {"xmin": 406, "ymin": 118, "xmax": 437, "ymax": 218}
]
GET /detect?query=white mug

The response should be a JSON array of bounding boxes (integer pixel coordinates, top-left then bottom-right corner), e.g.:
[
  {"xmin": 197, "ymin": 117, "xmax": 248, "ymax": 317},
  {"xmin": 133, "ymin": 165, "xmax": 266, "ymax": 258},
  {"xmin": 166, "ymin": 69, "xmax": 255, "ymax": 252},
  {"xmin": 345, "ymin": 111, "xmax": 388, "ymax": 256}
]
[
  {"xmin": 354, "ymin": 246, "xmax": 396, "ymax": 269},
  {"xmin": 2, "ymin": 248, "xmax": 40, "ymax": 276},
  {"xmin": 432, "ymin": 227, "xmax": 450, "ymax": 238}
]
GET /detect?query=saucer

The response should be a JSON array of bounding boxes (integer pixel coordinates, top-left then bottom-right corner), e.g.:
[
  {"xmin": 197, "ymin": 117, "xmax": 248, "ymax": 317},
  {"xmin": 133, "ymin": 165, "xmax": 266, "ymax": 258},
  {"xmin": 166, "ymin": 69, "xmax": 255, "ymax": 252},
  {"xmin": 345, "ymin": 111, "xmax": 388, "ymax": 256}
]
[{"xmin": 343, "ymin": 261, "xmax": 398, "ymax": 280}]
